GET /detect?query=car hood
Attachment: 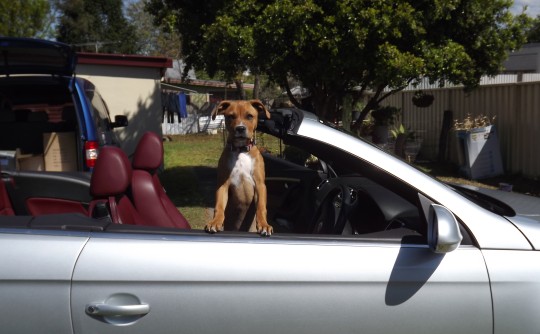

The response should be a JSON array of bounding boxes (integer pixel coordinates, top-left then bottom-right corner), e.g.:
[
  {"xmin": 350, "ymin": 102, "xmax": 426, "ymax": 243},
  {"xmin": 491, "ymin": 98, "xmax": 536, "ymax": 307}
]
[
  {"xmin": 0, "ymin": 37, "xmax": 76, "ymax": 77},
  {"xmin": 454, "ymin": 184, "xmax": 540, "ymax": 250}
]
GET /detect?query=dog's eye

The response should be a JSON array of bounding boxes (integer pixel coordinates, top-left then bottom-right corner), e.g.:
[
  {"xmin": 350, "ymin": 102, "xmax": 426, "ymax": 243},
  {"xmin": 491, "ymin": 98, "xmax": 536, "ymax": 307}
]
[
  {"xmin": 246, "ymin": 114, "xmax": 254, "ymax": 120},
  {"xmin": 225, "ymin": 115, "xmax": 235, "ymax": 121}
]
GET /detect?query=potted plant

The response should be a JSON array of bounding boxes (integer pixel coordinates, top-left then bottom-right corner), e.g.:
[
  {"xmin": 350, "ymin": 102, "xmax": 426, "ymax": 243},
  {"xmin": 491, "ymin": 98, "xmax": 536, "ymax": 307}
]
[
  {"xmin": 390, "ymin": 124, "xmax": 421, "ymax": 161},
  {"xmin": 370, "ymin": 106, "xmax": 399, "ymax": 144},
  {"xmin": 412, "ymin": 91, "xmax": 434, "ymax": 108}
]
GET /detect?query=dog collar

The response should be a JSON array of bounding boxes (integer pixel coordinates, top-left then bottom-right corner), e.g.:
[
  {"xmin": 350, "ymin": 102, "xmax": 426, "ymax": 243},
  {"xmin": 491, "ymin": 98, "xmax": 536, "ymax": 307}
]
[{"xmin": 228, "ymin": 138, "xmax": 254, "ymax": 152}]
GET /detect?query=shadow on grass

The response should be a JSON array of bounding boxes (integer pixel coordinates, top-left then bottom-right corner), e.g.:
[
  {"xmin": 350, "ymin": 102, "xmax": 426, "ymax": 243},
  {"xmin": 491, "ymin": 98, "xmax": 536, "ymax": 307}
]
[{"xmin": 160, "ymin": 165, "xmax": 217, "ymax": 208}]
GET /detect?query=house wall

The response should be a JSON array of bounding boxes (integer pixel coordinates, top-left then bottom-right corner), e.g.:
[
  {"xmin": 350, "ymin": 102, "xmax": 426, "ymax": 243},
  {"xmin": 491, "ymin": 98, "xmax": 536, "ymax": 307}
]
[
  {"xmin": 503, "ymin": 44, "xmax": 540, "ymax": 73},
  {"xmin": 76, "ymin": 64, "xmax": 163, "ymax": 158},
  {"xmin": 383, "ymin": 76, "xmax": 540, "ymax": 179}
]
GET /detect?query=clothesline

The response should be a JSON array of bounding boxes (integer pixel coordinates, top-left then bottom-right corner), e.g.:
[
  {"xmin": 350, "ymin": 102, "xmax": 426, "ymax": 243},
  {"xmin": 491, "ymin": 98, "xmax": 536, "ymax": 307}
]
[{"xmin": 160, "ymin": 82, "xmax": 199, "ymax": 94}]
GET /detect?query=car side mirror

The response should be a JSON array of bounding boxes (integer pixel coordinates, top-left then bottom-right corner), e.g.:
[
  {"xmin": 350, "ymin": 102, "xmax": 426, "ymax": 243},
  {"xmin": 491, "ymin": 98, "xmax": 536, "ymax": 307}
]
[
  {"xmin": 427, "ymin": 204, "xmax": 462, "ymax": 253},
  {"xmin": 111, "ymin": 115, "xmax": 128, "ymax": 128}
]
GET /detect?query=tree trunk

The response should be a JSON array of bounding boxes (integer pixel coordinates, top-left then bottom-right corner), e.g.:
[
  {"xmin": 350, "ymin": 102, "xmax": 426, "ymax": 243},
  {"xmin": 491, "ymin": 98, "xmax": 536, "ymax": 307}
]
[
  {"xmin": 311, "ymin": 87, "xmax": 337, "ymax": 122},
  {"xmin": 341, "ymin": 94, "xmax": 353, "ymax": 132},
  {"xmin": 253, "ymin": 75, "xmax": 260, "ymax": 100},
  {"xmin": 234, "ymin": 79, "xmax": 246, "ymax": 100},
  {"xmin": 351, "ymin": 85, "xmax": 386, "ymax": 131}
]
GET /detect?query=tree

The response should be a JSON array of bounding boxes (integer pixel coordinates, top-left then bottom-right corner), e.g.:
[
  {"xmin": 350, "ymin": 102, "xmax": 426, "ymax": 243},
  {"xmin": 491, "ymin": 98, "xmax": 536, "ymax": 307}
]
[
  {"xmin": 145, "ymin": 0, "xmax": 250, "ymax": 94},
  {"xmin": 0, "ymin": 0, "xmax": 51, "ymax": 38},
  {"xmin": 146, "ymin": 0, "xmax": 530, "ymax": 125},
  {"xmin": 125, "ymin": 0, "xmax": 182, "ymax": 57},
  {"xmin": 55, "ymin": 0, "xmax": 139, "ymax": 54}
]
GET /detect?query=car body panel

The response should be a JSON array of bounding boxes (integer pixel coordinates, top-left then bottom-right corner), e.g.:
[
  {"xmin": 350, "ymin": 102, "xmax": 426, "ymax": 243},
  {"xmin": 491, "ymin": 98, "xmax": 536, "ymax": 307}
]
[
  {"xmin": 70, "ymin": 233, "xmax": 491, "ymax": 334},
  {"xmin": 0, "ymin": 231, "xmax": 88, "ymax": 333},
  {"xmin": 482, "ymin": 250, "xmax": 540, "ymax": 334},
  {"xmin": 450, "ymin": 183, "xmax": 540, "ymax": 249},
  {"xmin": 454, "ymin": 184, "xmax": 540, "ymax": 219},
  {"xmin": 73, "ymin": 78, "xmax": 97, "ymax": 143},
  {"xmin": 504, "ymin": 215, "xmax": 540, "ymax": 250}
]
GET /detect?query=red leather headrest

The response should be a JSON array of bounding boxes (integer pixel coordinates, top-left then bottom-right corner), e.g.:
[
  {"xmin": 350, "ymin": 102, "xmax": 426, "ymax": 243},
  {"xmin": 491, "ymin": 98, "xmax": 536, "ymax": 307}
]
[
  {"xmin": 133, "ymin": 131, "xmax": 163, "ymax": 171},
  {"xmin": 90, "ymin": 146, "xmax": 132, "ymax": 197}
]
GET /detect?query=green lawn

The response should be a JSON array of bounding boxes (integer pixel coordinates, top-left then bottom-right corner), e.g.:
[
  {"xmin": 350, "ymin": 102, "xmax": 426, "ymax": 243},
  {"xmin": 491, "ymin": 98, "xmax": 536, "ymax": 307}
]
[{"xmin": 161, "ymin": 134, "xmax": 222, "ymax": 229}]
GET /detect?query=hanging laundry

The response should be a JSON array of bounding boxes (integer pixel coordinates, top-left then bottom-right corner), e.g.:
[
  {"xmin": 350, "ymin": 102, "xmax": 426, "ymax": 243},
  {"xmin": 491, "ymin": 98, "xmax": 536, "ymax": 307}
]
[
  {"xmin": 178, "ymin": 92, "xmax": 188, "ymax": 119},
  {"xmin": 169, "ymin": 93, "xmax": 180, "ymax": 116}
]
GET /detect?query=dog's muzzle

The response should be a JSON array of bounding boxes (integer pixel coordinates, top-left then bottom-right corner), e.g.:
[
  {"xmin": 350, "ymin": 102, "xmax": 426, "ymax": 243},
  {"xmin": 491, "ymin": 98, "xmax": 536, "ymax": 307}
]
[{"xmin": 235, "ymin": 125, "xmax": 247, "ymax": 137}]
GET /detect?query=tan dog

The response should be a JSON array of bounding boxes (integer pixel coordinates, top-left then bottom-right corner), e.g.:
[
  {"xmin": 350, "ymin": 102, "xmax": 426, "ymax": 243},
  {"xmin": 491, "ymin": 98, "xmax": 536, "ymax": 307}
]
[{"xmin": 205, "ymin": 100, "xmax": 273, "ymax": 236}]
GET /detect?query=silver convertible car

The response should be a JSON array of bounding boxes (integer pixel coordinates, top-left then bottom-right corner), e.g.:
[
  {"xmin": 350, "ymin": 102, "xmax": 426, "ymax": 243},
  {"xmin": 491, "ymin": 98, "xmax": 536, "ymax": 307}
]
[{"xmin": 1, "ymin": 107, "xmax": 539, "ymax": 334}]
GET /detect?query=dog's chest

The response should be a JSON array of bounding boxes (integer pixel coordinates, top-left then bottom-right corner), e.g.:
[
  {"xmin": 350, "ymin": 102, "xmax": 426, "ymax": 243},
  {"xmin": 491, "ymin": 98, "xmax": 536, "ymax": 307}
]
[{"xmin": 228, "ymin": 152, "xmax": 255, "ymax": 187}]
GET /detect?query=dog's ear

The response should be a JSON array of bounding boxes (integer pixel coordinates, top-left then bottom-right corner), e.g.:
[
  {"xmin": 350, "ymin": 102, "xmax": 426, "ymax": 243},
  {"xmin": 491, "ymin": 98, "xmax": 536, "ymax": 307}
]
[
  {"xmin": 212, "ymin": 101, "xmax": 231, "ymax": 120},
  {"xmin": 250, "ymin": 99, "xmax": 271, "ymax": 119}
]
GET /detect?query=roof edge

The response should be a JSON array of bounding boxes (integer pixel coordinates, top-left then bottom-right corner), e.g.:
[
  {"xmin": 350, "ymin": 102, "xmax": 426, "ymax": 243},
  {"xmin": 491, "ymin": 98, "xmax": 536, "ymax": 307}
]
[{"xmin": 77, "ymin": 52, "xmax": 173, "ymax": 69}]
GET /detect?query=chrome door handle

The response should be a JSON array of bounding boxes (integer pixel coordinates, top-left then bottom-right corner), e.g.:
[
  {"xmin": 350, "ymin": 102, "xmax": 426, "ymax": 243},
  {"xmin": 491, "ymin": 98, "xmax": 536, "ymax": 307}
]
[{"xmin": 86, "ymin": 303, "xmax": 150, "ymax": 316}]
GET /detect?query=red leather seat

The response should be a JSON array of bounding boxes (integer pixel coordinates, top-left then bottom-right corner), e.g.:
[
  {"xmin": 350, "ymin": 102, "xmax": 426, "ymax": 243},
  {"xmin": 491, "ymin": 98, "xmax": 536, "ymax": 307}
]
[
  {"xmin": 131, "ymin": 132, "xmax": 190, "ymax": 229},
  {"xmin": 0, "ymin": 176, "xmax": 14, "ymax": 216},
  {"xmin": 89, "ymin": 146, "xmax": 142, "ymax": 225}
]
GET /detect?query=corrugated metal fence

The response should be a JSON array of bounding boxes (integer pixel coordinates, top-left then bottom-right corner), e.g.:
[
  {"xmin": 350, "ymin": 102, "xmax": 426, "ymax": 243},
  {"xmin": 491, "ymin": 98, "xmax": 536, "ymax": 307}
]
[{"xmin": 384, "ymin": 75, "xmax": 540, "ymax": 178}]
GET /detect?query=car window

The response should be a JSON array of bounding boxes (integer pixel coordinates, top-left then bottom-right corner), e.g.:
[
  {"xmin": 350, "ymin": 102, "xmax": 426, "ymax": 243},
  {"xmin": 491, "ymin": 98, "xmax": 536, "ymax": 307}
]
[
  {"xmin": 0, "ymin": 79, "xmax": 77, "ymax": 159},
  {"xmin": 82, "ymin": 80, "xmax": 115, "ymax": 146}
]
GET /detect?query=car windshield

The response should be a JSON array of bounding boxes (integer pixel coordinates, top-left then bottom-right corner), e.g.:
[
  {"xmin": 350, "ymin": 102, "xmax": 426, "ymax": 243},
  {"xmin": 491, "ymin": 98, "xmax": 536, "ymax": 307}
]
[{"xmin": 262, "ymin": 108, "xmax": 515, "ymax": 220}]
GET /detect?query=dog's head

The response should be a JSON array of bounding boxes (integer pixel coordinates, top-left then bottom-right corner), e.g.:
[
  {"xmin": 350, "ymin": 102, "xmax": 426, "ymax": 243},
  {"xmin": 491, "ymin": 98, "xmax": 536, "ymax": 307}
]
[{"xmin": 212, "ymin": 100, "xmax": 271, "ymax": 147}]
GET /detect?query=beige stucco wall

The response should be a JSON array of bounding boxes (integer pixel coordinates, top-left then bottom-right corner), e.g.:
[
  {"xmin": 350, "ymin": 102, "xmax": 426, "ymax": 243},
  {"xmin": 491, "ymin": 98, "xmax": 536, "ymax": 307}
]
[{"xmin": 76, "ymin": 64, "xmax": 163, "ymax": 158}]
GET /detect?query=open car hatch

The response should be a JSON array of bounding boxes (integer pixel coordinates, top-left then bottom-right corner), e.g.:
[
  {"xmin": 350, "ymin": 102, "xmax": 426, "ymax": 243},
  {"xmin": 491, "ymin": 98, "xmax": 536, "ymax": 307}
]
[{"xmin": 0, "ymin": 37, "xmax": 76, "ymax": 77}]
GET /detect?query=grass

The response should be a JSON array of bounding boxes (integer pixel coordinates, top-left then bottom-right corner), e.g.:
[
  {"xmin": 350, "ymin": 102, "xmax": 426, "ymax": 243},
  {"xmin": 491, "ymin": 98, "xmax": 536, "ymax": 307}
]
[
  {"xmin": 161, "ymin": 133, "xmax": 540, "ymax": 229},
  {"xmin": 161, "ymin": 134, "xmax": 223, "ymax": 229}
]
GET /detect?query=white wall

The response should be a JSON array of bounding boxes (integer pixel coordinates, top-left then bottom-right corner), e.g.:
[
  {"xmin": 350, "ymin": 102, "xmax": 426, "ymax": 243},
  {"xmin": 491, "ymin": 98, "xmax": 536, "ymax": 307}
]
[{"xmin": 76, "ymin": 64, "xmax": 163, "ymax": 158}]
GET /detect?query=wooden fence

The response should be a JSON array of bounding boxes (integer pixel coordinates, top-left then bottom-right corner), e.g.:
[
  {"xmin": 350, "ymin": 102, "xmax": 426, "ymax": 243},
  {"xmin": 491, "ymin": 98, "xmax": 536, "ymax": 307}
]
[{"xmin": 383, "ymin": 77, "xmax": 540, "ymax": 179}]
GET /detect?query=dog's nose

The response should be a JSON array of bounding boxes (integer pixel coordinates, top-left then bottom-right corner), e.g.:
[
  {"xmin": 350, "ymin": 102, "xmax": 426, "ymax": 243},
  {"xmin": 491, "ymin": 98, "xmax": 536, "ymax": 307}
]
[{"xmin": 235, "ymin": 125, "xmax": 246, "ymax": 134}]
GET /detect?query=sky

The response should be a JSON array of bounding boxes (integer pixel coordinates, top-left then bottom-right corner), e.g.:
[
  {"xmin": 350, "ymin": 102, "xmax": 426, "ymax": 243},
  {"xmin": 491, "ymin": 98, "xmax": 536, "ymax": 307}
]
[{"xmin": 511, "ymin": 0, "xmax": 540, "ymax": 17}]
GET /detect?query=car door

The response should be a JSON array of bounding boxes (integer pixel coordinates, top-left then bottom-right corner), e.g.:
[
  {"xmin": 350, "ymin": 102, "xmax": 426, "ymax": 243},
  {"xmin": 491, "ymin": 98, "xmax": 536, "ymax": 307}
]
[
  {"xmin": 71, "ymin": 229, "xmax": 492, "ymax": 334},
  {"xmin": 3, "ymin": 170, "xmax": 91, "ymax": 215},
  {"xmin": 0, "ymin": 227, "xmax": 88, "ymax": 334}
]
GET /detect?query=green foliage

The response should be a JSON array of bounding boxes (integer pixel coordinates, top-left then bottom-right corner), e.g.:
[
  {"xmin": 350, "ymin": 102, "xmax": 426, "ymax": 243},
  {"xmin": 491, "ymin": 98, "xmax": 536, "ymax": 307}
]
[
  {"xmin": 145, "ymin": 0, "xmax": 227, "ymax": 75},
  {"xmin": 55, "ymin": 0, "xmax": 139, "ymax": 54},
  {"xmin": 125, "ymin": 0, "xmax": 182, "ymax": 57},
  {"xmin": 390, "ymin": 124, "xmax": 407, "ymax": 139},
  {"xmin": 0, "ymin": 0, "xmax": 51, "ymax": 38},
  {"xmin": 390, "ymin": 123, "xmax": 417, "ymax": 140},
  {"xmin": 146, "ymin": 0, "xmax": 530, "ymax": 124}
]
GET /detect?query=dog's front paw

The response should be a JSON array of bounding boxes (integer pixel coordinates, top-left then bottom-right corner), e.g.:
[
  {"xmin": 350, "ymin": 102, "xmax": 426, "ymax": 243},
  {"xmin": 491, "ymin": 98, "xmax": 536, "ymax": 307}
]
[
  {"xmin": 257, "ymin": 223, "xmax": 273, "ymax": 237},
  {"xmin": 204, "ymin": 221, "xmax": 224, "ymax": 234}
]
